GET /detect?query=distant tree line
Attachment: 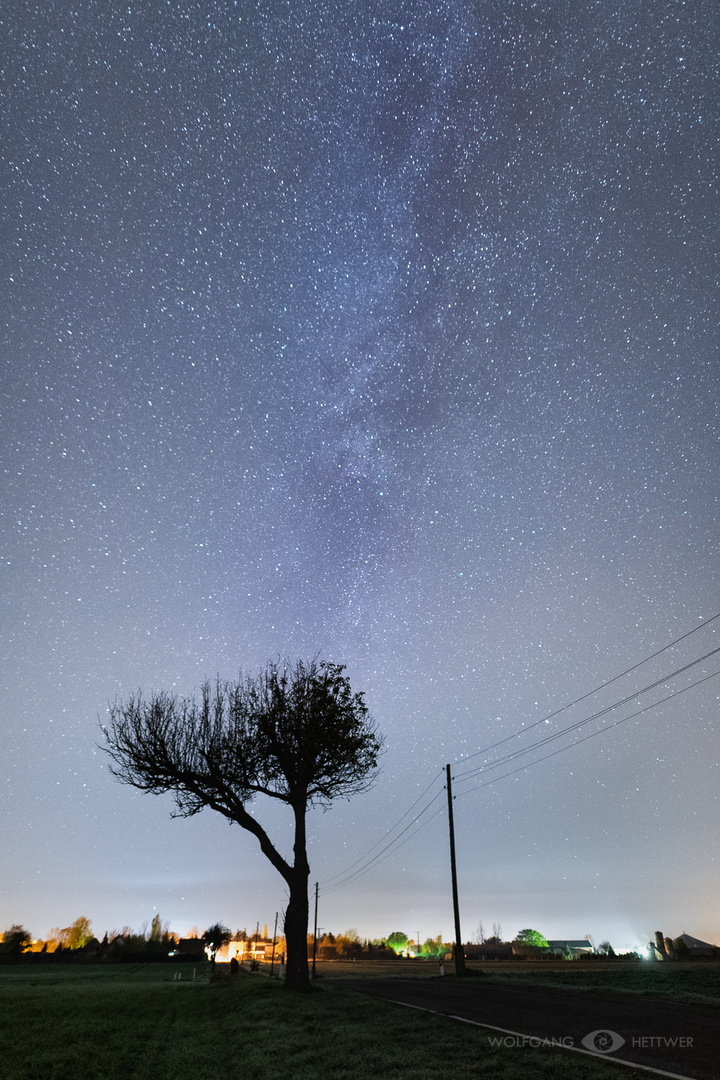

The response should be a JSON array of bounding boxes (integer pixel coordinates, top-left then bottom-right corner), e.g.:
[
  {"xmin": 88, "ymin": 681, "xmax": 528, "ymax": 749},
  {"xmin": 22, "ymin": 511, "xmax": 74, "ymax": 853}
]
[
  {"xmin": 1, "ymin": 918, "xmax": 457, "ymax": 965},
  {"xmin": 4, "ymin": 918, "xmax": 653, "ymax": 965},
  {"xmin": 310, "ymin": 930, "xmax": 452, "ymax": 960},
  {"xmin": 0, "ymin": 914, "xmax": 181, "ymax": 964}
]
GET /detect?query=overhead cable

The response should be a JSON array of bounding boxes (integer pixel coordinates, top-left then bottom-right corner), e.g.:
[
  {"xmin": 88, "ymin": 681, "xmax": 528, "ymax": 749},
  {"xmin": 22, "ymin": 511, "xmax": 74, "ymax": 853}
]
[
  {"xmin": 454, "ymin": 644, "xmax": 720, "ymax": 783},
  {"xmin": 451, "ymin": 610, "xmax": 720, "ymax": 770},
  {"xmin": 453, "ymin": 667, "xmax": 720, "ymax": 797}
]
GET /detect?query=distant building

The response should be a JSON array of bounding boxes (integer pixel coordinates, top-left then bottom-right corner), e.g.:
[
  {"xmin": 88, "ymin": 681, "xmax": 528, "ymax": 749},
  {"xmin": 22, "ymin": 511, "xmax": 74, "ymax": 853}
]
[
  {"xmin": 466, "ymin": 939, "xmax": 593, "ymax": 960},
  {"xmin": 464, "ymin": 942, "xmax": 514, "ymax": 961},
  {"xmin": 215, "ymin": 937, "xmax": 279, "ymax": 964},
  {"xmin": 172, "ymin": 938, "xmax": 206, "ymax": 960},
  {"xmin": 673, "ymin": 933, "xmax": 718, "ymax": 961},
  {"xmin": 546, "ymin": 940, "xmax": 594, "ymax": 957}
]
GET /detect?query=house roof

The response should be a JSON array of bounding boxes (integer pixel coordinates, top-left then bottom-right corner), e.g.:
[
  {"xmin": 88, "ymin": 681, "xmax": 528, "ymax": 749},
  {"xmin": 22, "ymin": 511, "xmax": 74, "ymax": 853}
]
[
  {"xmin": 676, "ymin": 933, "xmax": 716, "ymax": 950},
  {"xmin": 547, "ymin": 940, "xmax": 593, "ymax": 949},
  {"xmin": 176, "ymin": 938, "xmax": 206, "ymax": 954},
  {"xmin": 464, "ymin": 942, "xmax": 513, "ymax": 955}
]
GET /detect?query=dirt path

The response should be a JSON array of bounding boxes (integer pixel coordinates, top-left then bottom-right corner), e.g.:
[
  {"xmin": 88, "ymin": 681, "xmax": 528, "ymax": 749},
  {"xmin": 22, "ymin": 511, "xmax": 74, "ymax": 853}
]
[{"xmin": 330, "ymin": 976, "xmax": 719, "ymax": 1079}]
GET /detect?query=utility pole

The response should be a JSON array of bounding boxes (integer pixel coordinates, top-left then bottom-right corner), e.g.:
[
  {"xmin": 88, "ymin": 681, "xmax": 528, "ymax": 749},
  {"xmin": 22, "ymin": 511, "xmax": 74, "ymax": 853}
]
[
  {"xmin": 270, "ymin": 911, "xmax": 278, "ymax": 975},
  {"xmin": 446, "ymin": 763, "xmax": 466, "ymax": 975},
  {"xmin": 312, "ymin": 882, "xmax": 319, "ymax": 978}
]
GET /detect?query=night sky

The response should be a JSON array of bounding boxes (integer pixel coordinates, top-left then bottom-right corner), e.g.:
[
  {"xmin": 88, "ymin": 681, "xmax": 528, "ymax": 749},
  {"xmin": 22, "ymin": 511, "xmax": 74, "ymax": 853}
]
[{"xmin": 2, "ymin": 1, "xmax": 719, "ymax": 953}]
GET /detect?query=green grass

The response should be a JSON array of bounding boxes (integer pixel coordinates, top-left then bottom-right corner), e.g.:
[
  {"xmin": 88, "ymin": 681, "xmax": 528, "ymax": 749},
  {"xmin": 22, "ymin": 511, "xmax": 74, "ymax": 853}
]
[
  {"xmin": 475, "ymin": 962, "xmax": 720, "ymax": 1006},
  {"xmin": 0, "ymin": 963, "xmax": 640, "ymax": 1080},
  {"xmin": 299, "ymin": 957, "xmax": 720, "ymax": 1007}
]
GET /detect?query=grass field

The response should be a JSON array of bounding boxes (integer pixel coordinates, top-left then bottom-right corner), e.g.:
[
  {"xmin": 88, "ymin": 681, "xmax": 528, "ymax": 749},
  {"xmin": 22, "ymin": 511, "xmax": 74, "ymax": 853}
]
[
  {"xmin": 472, "ymin": 962, "xmax": 720, "ymax": 1007},
  {"xmin": 298, "ymin": 957, "xmax": 720, "ymax": 1006},
  {"xmin": 0, "ymin": 962, "xmax": 645, "ymax": 1080}
]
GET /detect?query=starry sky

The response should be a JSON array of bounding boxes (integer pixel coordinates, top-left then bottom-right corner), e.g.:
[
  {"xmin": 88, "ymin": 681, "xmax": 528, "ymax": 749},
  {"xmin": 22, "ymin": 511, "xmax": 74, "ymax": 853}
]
[{"xmin": 2, "ymin": 0, "xmax": 719, "ymax": 952}]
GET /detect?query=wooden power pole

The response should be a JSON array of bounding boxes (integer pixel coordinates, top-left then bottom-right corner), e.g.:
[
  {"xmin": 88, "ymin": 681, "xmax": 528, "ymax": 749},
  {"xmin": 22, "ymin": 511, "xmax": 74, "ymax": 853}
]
[
  {"xmin": 446, "ymin": 763, "xmax": 466, "ymax": 975},
  {"xmin": 312, "ymin": 881, "xmax": 319, "ymax": 977}
]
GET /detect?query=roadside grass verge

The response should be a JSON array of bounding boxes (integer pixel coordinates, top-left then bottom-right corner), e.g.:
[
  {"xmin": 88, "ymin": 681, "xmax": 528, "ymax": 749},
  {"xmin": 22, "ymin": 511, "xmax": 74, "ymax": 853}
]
[{"xmin": 0, "ymin": 964, "xmax": 634, "ymax": 1080}]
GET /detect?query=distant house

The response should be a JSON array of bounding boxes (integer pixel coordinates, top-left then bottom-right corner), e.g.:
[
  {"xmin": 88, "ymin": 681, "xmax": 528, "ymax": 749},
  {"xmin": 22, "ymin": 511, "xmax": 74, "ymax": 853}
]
[
  {"xmin": 215, "ymin": 940, "xmax": 243, "ymax": 963},
  {"xmin": 465, "ymin": 940, "xmax": 592, "ymax": 961},
  {"xmin": 464, "ymin": 942, "xmax": 514, "ymax": 961},
  {"xmin": 546, "ymin": 940, "xmax": 594, "ymax": 957},
  {"xmin": 172, "ymin": 938, "xmax": 206, "ymax": 961},
  {"xmin": 674, "ymin": 934, "xmax": 718, "ymax": 961},
  {"xmin": 215, "ymin": 937, "xmax": 279, "ymax": 964}
]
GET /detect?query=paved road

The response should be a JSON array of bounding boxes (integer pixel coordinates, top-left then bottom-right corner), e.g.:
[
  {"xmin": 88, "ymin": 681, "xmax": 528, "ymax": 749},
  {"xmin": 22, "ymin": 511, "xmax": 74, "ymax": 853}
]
[{"xmin": 330, "ymin": 977, "xmax": 718, "ymax": 1080}]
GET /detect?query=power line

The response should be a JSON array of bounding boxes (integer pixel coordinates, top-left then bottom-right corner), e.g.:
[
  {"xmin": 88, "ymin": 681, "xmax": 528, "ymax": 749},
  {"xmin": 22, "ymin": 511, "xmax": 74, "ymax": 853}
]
[
  {"xmin": 453, "ymin": 666, "xmax": 720, "ymax": 798},
  {"xmin": 318, "ymin": 793, "xmax": 443, "ymax": 894},
  {"xmin": 319, "ymin": 794, "xmax": 446, "ymax": 895},
  {"xmin": 454, "ymin": 644, "xmax": 720, "ymax": 783},
  {"xmin": 320, "ymin": 804, "xmax": 446, "ymax": 895},
  {"xmin": 319, "ymin": 768, "xmax": 444, "ymax": 885},
  {"xmin": 322, "ymin": 641, "xmax": 719, "ymax": 893},
  {"xmin": 316, "ymin": 612, "xmax": 720, "ymax": 897},
  {"xmin": 450, "ymin": 610, "xmax": 720, "ymax": 770}
]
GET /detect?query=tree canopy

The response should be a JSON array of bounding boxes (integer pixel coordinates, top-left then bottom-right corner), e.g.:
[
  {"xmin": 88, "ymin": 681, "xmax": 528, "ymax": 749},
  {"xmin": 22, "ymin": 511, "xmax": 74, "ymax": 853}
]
[
  {"xmin": 203, "ymin": 922, "xmax": 232, "ymax": 965},
  {"xmin": 513, "ymin": 928, "xmax": 549, "ymax": 948},
  {"xmin": 386, "ymin": 931, "xmax": 408, "ymax": 954},
  {"xmin": 422, "ymin": 935, "xmax": 448, "ymax": 957},
  {"xmin": 48, "ymin": 916, "xmax": 94, "ymax": 951},
  {"xmin": 101, "ymin": 658, "xmax": 382, "ymax": 990},
  {"xmin": 0, "ymin": 925, "xmax": 31, "ymax": 962}
]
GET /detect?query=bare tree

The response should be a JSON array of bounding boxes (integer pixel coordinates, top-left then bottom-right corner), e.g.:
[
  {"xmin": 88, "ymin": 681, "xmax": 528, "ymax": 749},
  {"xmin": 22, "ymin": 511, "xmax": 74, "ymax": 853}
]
[{"xmin": 101, "ymin": 658, "xmax": 382, "ymax": 990}]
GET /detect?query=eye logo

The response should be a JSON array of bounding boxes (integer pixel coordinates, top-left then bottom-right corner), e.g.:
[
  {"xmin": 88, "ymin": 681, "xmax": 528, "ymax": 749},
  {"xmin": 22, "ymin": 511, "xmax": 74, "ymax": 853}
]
[{"xmin": 581, "ymin": 1029, "xmax": 626, "ymax": 1054}]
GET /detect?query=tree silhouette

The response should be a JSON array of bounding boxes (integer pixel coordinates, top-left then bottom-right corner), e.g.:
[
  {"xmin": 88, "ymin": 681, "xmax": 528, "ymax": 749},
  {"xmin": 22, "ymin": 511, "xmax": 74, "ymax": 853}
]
[
  {"xmin": 101, "ymin": 658, "xmax": 382, "ymax": 990},
  {"xmin": 1, "ymin": 925, "xmax": 31, "ymax": 962},
  {"xmin": 203, "ymin": 922, "xmax": 232, "ymax": 966}
]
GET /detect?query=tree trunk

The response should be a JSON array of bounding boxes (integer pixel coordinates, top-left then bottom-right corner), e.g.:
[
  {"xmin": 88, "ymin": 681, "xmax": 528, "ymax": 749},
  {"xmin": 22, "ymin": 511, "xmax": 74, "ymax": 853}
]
[
  {"xmin": 283, "ymin": 798, "xmax": 311, "ymax": 990},
  {"xmin": 283, "ymin": 868, "xmax": 310, "ymax": 990}
]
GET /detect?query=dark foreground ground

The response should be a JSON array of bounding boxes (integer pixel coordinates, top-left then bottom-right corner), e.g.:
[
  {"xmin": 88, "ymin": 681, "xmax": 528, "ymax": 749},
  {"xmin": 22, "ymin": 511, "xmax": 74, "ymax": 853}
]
[{"xmin": 329, "ymin": 975, "xmax": 719, "ymax": 1080}]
